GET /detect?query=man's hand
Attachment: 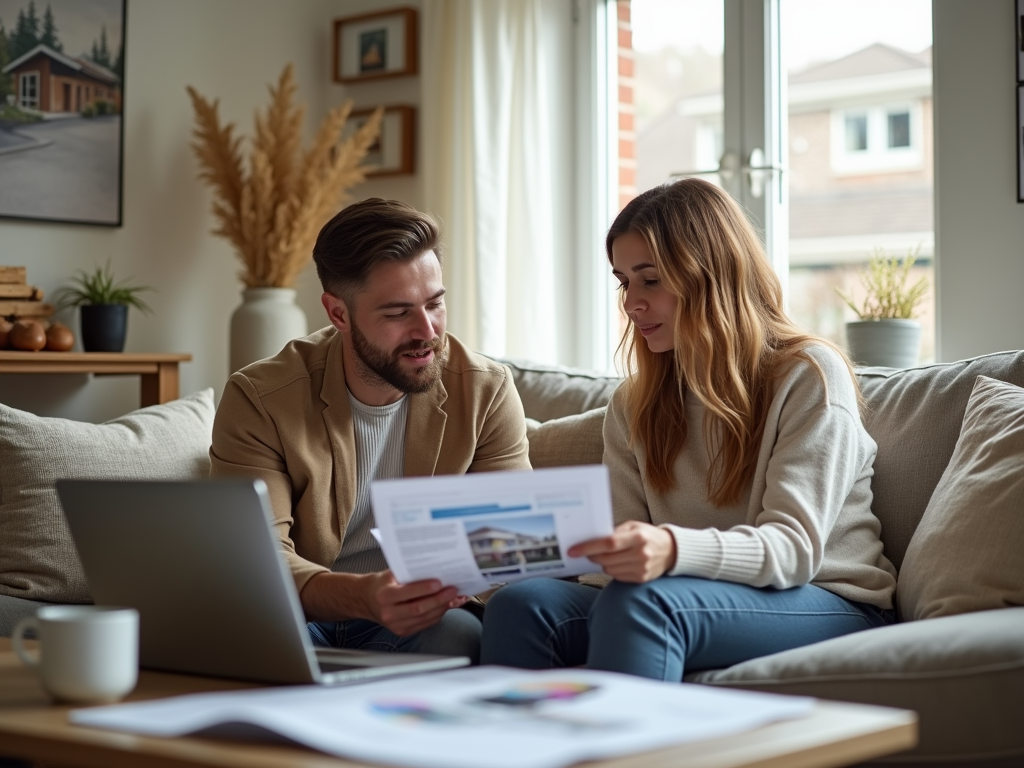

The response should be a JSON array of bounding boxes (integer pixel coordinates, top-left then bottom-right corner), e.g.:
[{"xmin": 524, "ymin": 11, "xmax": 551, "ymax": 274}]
[
  {"xmin": 567, "ymin": 521, "xmax": 677, "ymax": 583},
  {"xmin": 364, "ymin": 571, "xmax": 469, "ymax": 637},
  {"xmin": 300, "ymin": 570, "xmax": 467, "ymax": 637}
]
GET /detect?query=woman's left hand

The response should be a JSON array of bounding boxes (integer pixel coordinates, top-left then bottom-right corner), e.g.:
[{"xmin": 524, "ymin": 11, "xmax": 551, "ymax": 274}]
[{"xmin": 567, "ymin": 521, "xmax": 677, "ymax": 583}]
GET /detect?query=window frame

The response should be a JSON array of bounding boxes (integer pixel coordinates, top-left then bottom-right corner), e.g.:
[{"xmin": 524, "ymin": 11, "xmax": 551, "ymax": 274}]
[{"xmin": 19, "ymin": 71, "xmax": 40, "ymax": 109}]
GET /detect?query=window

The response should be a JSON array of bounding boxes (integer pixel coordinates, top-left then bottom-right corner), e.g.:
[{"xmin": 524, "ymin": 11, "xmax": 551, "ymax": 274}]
[
  {"xmin": 845, "ymin": 114, "xmax": 868, "ymax": 151},
  {"xmin": 830, "ymin": 103, "xmax": 923, "ymax": 174},
  {"xmin": 19, "ymin": 72, "xmax": 39, "ymax": 109},
  {"xmin": 888, "ymin": 109, "xmax": 910, "ymax": 147},
  {"xmin": 620, "ymin": 0, "xmax": 934, "ymax": 363}
]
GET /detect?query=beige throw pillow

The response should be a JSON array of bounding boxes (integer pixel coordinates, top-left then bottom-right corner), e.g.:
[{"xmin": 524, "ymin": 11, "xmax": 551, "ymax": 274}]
[
  {"xmin": 0, "ymin": 390, "xmax": 216, "ymax": 604},
  {"xmin": 526, "ymin": 407, "xmax": 607, "ymax": 468},
  {"xmin": 898, "ymin": 376, "xmax": 1024, "ymax": 621}
]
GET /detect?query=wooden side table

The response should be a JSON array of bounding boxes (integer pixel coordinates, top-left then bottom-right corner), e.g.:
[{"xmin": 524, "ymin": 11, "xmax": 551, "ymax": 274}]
[{"xmin": 0, "ymin": 352, "xmax": 193, "ymax": 407}]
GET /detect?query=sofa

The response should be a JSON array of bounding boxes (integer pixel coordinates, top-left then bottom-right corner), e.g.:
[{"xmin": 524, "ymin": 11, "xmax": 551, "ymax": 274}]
[
  {"xmin": 3, "ymin": 350, "xmax": 1024, "ymax": 767},
  {"xmin": 504, "ymin": 350, "xmax": 1024, "ymax": 768}
]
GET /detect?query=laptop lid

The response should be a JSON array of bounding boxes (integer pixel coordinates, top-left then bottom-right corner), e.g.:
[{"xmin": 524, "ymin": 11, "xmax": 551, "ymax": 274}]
[{"xmin": 56, "ymin": 478, "xmax": 468, "ymax": 685}]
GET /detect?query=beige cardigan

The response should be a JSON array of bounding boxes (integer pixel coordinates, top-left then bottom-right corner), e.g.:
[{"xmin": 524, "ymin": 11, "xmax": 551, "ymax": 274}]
[{"xmin": 210, "ymin": 328, "xmax": 531, "ymax": 591}]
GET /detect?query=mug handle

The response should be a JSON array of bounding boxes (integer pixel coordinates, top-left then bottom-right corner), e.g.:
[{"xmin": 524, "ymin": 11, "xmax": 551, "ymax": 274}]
[{"xmin": 12, "ymin": 616, "xmax": 40, "ymax": 669}]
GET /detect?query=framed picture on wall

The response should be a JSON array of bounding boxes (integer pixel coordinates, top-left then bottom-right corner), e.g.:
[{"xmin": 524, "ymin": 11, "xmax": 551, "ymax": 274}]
[
  {"xmin": 333, "ymin": 7, "xmax": 418, "ymax": 84},
  {"xmin": 0, "ymin": 0, "xmax": 126, "ymax": 226},
  {"xmin": 1017, "ymin": 0, "xmax": 1024, "ymax": 82},
  {"xmin": 1018, "ymin": 85, "xmax": 1024, "ymax": 203},
  {"xmin": 346, "ymin": 105, "xmax": 415, "ymax": 176}
]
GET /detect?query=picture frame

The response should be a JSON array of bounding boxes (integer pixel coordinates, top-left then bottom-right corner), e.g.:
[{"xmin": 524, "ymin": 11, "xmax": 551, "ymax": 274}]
[
  {"xmin": 333, "ymin": 7, "xmax": 418, "ymax": 84},
  {"xmin": 0, "ymin": 0, "xmax": 126, "ymax": 226},
  {"xmin": 1018, "ymin": 0, "xmax": 1024, "ymax": 83},
  {"xmin": 1018, "ymin": 84, "xmax": 1024, "ymax": 203},
  {"xmin": 348, "ymin": 106, "xmax": 415, "ymax": 177}
]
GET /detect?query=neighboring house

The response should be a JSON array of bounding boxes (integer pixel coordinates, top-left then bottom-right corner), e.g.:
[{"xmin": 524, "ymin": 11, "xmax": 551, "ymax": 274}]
[
  {"xmin": 787, "ymin": 43, "xmax": 932, "ymax": 268},
  {"xmin": 3, "ymin": 44, "xmax": 121, "ymax": 115},
  {"xmin": 466, "ymin": 525, "xmax": 561, "ymax": 568}
]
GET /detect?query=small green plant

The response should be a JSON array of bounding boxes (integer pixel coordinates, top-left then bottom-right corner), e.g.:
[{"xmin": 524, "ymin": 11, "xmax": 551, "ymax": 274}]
[
  {"xmin": 836, "ymin": 246, "xmax": 929, "ymax": 320},
  {"xmin": 56, "ymin": 260, "xmax": 155, "ymax": 314}
]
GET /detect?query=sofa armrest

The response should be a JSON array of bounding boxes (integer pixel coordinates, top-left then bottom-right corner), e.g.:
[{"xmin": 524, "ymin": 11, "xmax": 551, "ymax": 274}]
[{"xmin": 689, "ymin": 608, "xmax": 1024, "ymax": 762}]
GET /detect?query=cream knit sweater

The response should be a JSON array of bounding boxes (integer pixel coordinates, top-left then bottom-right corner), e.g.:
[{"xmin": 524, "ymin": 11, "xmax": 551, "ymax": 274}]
[{"xmin": 603, "ymin": 345, "xmax": 898, "ymax": 609}]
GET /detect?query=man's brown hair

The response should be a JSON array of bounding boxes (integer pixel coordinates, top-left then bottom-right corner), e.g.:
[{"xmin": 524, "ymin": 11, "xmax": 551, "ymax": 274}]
[{"xmin": 313, "ymin": 198, "xmax": 442, "ymax": 302}]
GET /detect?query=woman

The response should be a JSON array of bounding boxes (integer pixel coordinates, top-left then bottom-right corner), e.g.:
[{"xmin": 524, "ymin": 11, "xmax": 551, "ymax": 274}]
[{"xmin": 480, "ymin": 178, "xmax": 897, "ymax": 681}]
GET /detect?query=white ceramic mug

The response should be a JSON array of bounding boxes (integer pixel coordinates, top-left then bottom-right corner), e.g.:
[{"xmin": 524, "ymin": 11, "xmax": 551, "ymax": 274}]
[{"xmin": 12, "ymin": 605, "xmax": 139, "ymax": 704}]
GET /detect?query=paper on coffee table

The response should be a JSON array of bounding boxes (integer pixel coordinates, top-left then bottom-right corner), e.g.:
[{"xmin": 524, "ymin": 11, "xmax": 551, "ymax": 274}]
[
  {"xmin": 70, "ymin": 666, "xmax": 816, "ymax": 768},
  {"xmin": 370, "ymin": 465, "xmax": 614, "ymax": 596}
]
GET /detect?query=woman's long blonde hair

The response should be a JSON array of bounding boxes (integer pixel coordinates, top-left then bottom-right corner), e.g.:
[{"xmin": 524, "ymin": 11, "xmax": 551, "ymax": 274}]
[{"xmin": 609, "ymin": 178, "xmax": 857, "ymax": 505}]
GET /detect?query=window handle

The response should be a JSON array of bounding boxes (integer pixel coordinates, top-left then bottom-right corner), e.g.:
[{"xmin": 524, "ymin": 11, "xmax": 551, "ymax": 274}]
[
  {"xmin": 670, "ymin": 150, "xmax": 740, "ymax": 181},
  {"xmin": 744, "ymin": 148, "xmax": 786, "ymax": 198},
  {"xmin": 671, "ymin": 149, "xmax": 784, "ymax": 197}
]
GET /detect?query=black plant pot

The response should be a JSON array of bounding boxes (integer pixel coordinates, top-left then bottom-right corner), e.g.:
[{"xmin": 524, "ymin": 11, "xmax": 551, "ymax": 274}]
[{"xmin": 80, "ymin": 304, "xmax": 128, "ymax": 352}]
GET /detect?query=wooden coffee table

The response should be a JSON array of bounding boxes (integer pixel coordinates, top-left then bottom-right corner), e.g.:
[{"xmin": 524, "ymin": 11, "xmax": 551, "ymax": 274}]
[{"xmin": 0, "ymin": 639, "xmax": 917, "ymax": 768}]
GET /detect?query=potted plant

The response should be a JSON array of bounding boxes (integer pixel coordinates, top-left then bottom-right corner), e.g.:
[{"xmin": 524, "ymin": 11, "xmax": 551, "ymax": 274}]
[
  {"xmin": 56, "ymin": 261, "xmax": 155, "ymax": 352},
  {"xmin": 836, "ymin": 247, "xmax": 929, "ymax": 368}
]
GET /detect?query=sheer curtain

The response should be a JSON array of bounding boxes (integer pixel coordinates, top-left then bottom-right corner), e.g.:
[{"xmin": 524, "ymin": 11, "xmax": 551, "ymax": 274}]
[{"xmin": 421, "ymin": 0, "xmax": 575, "ymax": 364}]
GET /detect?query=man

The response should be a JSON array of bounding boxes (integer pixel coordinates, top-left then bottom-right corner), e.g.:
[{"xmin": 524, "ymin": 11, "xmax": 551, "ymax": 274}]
[{"xmin": 210, "ymin": 198, "xmax": 531, "ymax": 662}]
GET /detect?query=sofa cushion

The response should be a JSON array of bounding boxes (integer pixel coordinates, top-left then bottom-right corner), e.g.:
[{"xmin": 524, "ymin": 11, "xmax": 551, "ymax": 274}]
[
  {"xmin": 855, "ymin": 350, "xmax": 1024, "ymax": 572},
  {"xmin": 526, "ymin": 408, "xmax": 606, "ymax": 468},
  {"xmin": 0, "ymin": 390, "xmax": 215, "ymax": 604},
  {"xmin": 897, "ymin": 376, "xmax": 1024, "ymax": 621},
  {"xmin": 688, "ymin": 607, "xmax": 1024, "ymax": 763},
  {"xmin": 494, "ymin": 357, "xmax": 621, "ymax": 423}
]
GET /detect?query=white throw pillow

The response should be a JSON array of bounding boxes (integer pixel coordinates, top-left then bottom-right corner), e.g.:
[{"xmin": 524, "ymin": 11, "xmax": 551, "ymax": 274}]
[
  {"xmin": 0, "ymin": 390, "xmax": 215, "ymax": 603},
  {"xmin": 897, "ymin": 376, "xmax": 1024, "ymax": 620}
]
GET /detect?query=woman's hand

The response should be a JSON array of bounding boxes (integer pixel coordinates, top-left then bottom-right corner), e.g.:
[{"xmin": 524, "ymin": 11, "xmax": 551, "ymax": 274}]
[{"xmin": 567, "ymin": 521, "xmax": 677, "ymax": 583}]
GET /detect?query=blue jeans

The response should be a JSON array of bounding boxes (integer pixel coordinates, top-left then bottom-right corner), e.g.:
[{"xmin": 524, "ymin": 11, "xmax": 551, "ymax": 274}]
[
  {"xmin": 308, "ymin": 608, "xmax": 483, "ymax": 664},
  {"xmin": 480, "ymin": 577, "xmax": 893, "ymax": 680}
]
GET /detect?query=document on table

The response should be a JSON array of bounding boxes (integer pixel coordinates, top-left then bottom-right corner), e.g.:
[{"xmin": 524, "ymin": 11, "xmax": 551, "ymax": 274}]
[
  {"xmin": 70, "ymin": 666, "xmax": 816, "ymax": 768},
  {"xmin": 370, "ymin": 465, "xmax": 615, "ymax": 596}
]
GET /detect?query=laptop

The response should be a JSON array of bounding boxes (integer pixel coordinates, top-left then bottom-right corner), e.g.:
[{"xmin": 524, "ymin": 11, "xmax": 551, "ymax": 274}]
[{"xmin": 55, "ymin": 478, "xmax": 470, "ymax": 685}]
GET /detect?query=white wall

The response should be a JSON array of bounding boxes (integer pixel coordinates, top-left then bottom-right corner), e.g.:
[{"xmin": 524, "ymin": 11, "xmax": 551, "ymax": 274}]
[
  {"xmin": 933, "ymin": 0, "xmax": 1024, "ymax": 362},
  {"xmin": 0, "ymin": 0, "xmax": 421, "ymax": 421}
]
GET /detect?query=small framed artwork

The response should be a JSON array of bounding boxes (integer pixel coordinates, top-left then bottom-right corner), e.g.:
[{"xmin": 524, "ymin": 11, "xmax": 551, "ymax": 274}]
[
  {"xmin": 333, "ymin": 7, "xmax": 418, "ymax": 84},
  {"xmin": 1018, "ymin": 85, "xmax": 1024, "ymax": 202},
  {"xmin": 1018, "ymin": 0, "xmax": 1024, "ymax": 82},
  {"xmin": 348, "ymin": 106, "xmax": 415, "ymax": 176}
]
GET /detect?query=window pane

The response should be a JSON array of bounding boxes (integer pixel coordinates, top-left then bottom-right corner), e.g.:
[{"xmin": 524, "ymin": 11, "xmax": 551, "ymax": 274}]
[
  {"xmin": 888, "ymin": 111, "xmax": 911, "ymax": 147},
  {"xmin": 631, "ymin": 0, "xmax": 724, "ymax": 194},
  {"xmin": 783, "ymin": 0, "xmax": 934, "ymax": 364},
  {"xmin": 845, "ymin": 114, "xmax": 868, "ymax": 151}
]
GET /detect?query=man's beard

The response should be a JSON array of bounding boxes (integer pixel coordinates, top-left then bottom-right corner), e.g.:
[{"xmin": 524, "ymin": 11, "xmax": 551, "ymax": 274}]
[{"xmin": 350, "ymin": 322, "xmax": 448, "ymax": 394}]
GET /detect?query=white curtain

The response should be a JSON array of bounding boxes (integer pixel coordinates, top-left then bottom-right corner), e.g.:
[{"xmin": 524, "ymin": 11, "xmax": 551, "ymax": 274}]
[{"xmin": 422, "ymin": 0, "xmax": 575, "ymax": 364}]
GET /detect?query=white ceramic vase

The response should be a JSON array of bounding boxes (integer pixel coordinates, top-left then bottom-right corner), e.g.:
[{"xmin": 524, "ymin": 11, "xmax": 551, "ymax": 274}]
[
  {"xmin": 845, "ymin": 319, "xmax": 921, "ymax": 368},
  {"xmin": 229, "ymin": 288, "xmax": 308, "ymax": 373}
]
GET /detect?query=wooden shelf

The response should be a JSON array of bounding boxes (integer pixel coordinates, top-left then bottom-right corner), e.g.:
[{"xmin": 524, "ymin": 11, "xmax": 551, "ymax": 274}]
[{"xmin": 0, "ymin": 352, "xmax": 193, "ymax": 406}]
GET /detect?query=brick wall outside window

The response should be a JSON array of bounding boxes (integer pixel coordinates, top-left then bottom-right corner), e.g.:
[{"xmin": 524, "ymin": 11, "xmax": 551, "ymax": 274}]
[{"xmin": 617, "ymin": 0, "xmax": 635, "ymax": 211}]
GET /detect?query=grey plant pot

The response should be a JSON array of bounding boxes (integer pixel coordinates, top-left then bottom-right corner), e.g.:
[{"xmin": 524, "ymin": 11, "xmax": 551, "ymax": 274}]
[{"xmin": 845, "ymin": 319, "xmax": 921, "ymax": 368}]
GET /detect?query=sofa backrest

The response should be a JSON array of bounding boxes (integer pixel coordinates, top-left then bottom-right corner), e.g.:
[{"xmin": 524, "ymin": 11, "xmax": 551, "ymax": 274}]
[
  {"xmin": 856, "ymin": 349, "xmax": 1024, "ymax": 571},
  {"xmin": 496, "ymin": 350, "xmax": 1024, "ymax": 574},
  {"xmin": 497, "ymin": 357, "xmax": 621, "ymax": 422}
]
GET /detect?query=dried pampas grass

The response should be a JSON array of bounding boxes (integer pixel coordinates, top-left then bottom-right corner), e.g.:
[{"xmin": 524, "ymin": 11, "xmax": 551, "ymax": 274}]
[{"xmin": 187, "ymin": 64, "xmax": 382, "ymax": 288}]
